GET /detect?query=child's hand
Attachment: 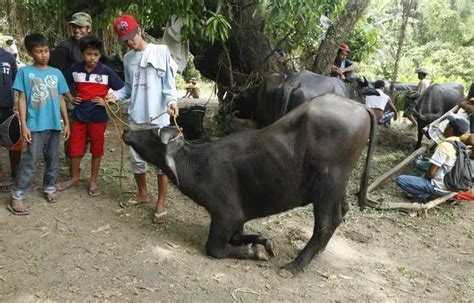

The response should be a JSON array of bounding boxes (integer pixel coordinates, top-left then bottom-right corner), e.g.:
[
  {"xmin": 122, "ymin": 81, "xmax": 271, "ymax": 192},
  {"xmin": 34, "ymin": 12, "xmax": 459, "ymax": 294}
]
[
  {"xmin": 92, "ymin": 97, "xmax": 106, "ymax": 107},
  {"xmin": 73, "ymin": 95, "xmax": 82, "ymax": 105},
  {"xmin": 21, "ymin": 126, "xmax": 32, "ymax": 144},
  {"xmin": 105, "ymin": 93, "xmax": 117, "ymax": 103},
  {"xmin": 63, "ymin": 123, "xmax": 70, "ymax": 140}
]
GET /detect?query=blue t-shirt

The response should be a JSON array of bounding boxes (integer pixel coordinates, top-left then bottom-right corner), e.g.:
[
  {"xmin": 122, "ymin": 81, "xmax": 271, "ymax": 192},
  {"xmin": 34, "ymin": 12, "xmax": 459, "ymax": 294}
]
[
  {"xmin": 65, "ymin": 62, "xmax": 124, "ymax": 123},
  {"xmin": 13, "ymin": 65, "xmax": 69, "ymax": 132}
]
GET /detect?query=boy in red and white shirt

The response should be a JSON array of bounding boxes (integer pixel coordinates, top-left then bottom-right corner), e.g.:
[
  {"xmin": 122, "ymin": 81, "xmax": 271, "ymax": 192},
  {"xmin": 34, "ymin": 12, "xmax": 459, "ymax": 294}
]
[{"xmin": 57, "ymin": 35, "xmax": 123, "ymax": 197}]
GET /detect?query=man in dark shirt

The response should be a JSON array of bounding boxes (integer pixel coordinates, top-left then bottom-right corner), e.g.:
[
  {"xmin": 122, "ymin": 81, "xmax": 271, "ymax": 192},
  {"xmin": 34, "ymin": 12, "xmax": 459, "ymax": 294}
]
[
  {"xmin": 49, "ymin": 12, "xmax": 92, "ymax": 163},
  {"xmin": 331, "ymin": 44, "xmax": 356, "ymax": 80},
  {"xmin": 0, "ymin": 47, "xmax": 21, "ymax": 191},
  {"xmin": 49, "ymin": 12, "xmax": 92, "ymax": 75}
]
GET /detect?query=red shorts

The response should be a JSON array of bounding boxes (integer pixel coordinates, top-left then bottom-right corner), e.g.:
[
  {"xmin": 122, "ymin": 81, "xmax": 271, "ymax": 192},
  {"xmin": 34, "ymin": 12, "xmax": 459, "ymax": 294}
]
[
  {"xmin": 11, "ymin": 139, "xmax": 23, "ymax": 151},
  {"xmin": 69, "ymin": 121, "xmax": 107, "ymax": 157}
]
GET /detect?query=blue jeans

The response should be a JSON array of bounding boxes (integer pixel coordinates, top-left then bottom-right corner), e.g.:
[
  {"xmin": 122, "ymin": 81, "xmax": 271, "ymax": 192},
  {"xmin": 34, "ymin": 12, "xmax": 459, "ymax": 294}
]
[
  {"xmin": 11, "ymin": 130, "xmax": 61, "ymax": 200},
  {"xmin": 395, "ymin": 175, "xmax": 445, "ymax": 201}
]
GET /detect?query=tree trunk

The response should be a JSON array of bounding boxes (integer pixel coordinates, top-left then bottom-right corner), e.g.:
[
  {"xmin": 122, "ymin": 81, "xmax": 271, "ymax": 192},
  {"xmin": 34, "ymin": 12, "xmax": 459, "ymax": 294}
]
[
  {"xmin": 192, "ymin": 0, "xmax": 284, "ymax": 112},
  {"xmin": 388, "ymin": 0, "xmax": 418, "ymax": 96},
  {"xmin": 311, "ymin": 0, "xmax": 369, "ymax": 75}
]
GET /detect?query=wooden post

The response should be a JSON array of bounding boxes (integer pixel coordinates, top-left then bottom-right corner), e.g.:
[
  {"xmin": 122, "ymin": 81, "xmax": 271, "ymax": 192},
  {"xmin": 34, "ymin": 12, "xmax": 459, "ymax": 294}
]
[
  {"xmin": 367, "ymin": 192, "xmax": 457, "ymax": 212},
  {"xmin": 367, "ymin": 104, "xmax": 461, "ymax": 193},
  {"xmin": 421, "ymin": 105, "xmax": 460, "ymax": 134},
  {"xmin": 367, "ymin": 141, "xmax": 436, "ymax": 193}
]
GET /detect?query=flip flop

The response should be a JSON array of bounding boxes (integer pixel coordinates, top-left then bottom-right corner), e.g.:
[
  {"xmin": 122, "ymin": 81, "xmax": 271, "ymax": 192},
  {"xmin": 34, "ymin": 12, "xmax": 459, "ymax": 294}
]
[
  {"xmin": 7, "ymin": 199, "xmax": 30, "ymax": 215},
  {"xmin": 119, "ymin": 197, "xmax": 150, "ymax": 208},
  {"xmin": 0, "ymin": 181, "xmax": 12, "ymax": 192},
  {"xmin": 153, "ymin": 210, "xmax": 168, "ymax": 224},
  {"xmin": 56, "ymin": 180, "xmax": 77, "ymax": 191},
  {"xmin": 44, "ymin": 192, "xmax": 58, "ymax": 203},
  {"xmin": 88, "ymin": 187, "xmax": 101, "ymax": 197}
]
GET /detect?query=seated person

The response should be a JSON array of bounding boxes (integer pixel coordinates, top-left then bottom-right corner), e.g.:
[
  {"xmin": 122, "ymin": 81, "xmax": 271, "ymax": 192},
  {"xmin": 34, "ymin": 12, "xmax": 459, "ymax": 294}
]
[
  {"xmin": 395, "ymin": 116, "xmax": 469, "ymax": 201},
  {"xmin": 331, "ymin": 44, "xmax": 356, "ymax": 80},
  {"xmin": 365, "ymin": 80, "xmax": 398, "ymax": 125},
  {"xmin": 183, "ymin": 78, "xmax": 200, "ymax": 99}
]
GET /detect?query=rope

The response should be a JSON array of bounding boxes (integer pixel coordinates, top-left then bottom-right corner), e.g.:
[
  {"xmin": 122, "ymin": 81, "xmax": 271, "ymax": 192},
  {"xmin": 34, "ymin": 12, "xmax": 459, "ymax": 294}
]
[
  {"xmin": 102, "ymin": 98, "xmax": 185, "ymax": 193},
  {"xmin": 103, "ymin": 100, "xmax": 128, "ymax": 192}
]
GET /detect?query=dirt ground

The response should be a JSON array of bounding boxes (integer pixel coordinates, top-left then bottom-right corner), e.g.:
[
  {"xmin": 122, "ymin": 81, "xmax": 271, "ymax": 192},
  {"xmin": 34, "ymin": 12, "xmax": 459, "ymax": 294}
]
[{"xmin": 0, "ymin": 98, "xmax": 473, "ymax": 302}]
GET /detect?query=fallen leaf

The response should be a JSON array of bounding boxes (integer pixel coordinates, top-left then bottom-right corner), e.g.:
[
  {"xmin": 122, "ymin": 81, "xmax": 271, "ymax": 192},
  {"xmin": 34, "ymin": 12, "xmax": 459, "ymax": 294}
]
[
  {"xmin": 167, "ymin": 242, "xmax": 180, "ymax": 249},
  {"xmin": 136, "ymin": 286, "xmax": 159, "ymax": 292},
  {"xmin": 91, "ymin": 224, "xmax": 110, "ymax": 233}
]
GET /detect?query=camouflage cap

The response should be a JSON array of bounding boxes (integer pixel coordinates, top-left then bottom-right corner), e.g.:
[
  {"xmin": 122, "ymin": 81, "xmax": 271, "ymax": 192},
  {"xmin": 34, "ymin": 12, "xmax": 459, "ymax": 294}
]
[
  {"xmin": 69, "ymin": 12, "xmax": 92, "ymax": 27},
  {"xmin": 415, "ymin": 67, "xmax": 428, "ymax": 74}
]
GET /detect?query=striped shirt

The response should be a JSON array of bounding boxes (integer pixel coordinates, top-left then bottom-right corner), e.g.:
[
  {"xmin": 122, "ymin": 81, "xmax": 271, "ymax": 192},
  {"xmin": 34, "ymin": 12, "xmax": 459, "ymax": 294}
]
[{"xmin": 66, "ymin": 61, "xmax": 124, "ymax": 122}]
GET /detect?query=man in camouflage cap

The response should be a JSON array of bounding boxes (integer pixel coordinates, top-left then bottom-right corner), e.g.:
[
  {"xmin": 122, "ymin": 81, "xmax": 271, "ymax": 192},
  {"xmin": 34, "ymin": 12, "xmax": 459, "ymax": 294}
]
[
  {"xmin": 49, "ymin": 12, "xmax": 92, "ymax": 74},
  {"xmin": 49, "ymin": 12, "xmax": 92, "ymax": 163}
]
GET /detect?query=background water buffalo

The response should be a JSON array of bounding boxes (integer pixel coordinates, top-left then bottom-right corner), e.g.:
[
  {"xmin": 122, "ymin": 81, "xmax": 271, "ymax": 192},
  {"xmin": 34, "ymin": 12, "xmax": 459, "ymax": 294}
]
[
  {"xmin": 414, "ymin": 82, "xmax": 464, "ymax": 148},
  {"xmin": 232, "ymin": 70, "xmax": 378, "ymax": 128},
  {"xmin": 171, "ymin": 105, "xmax": 208, "ymax": 142},
  {"xmin": 123, "ymin": 94, "xmax": 376, "ymax": 276}
]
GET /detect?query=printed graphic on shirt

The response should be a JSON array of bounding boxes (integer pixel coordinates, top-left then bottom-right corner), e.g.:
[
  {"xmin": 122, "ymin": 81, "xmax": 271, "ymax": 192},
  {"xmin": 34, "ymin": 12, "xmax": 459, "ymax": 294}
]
[
  {"xmin": 1, "ymin": 62, "xmax": 11, "ymax": 74},
  {"xmin": 28, "ymin": 72, "xmax": 59, "ymax": 107}
]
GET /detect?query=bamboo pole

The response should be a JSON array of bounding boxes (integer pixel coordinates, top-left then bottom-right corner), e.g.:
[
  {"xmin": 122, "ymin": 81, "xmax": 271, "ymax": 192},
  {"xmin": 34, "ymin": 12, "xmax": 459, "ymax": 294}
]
[
  {"xmin": 367, "ymin": 104, "xmax": 462, "ymax": 193},
  {"xmin": 367, "ymin": 192, "xmax": 457, "ymax": 212},
  {"xmin": 421, "ymin": 105, "xmax": 460, "ymax": 134},
  {"xmin": 367, "ymin": 141, "xmax": 436, "ymax": 193}
]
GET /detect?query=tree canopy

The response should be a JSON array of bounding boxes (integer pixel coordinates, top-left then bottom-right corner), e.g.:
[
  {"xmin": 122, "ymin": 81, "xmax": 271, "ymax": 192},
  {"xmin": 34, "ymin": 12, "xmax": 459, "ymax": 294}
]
[{"xmin": 1, "ymin": 0, "xmax": 472, "ymax": 90}]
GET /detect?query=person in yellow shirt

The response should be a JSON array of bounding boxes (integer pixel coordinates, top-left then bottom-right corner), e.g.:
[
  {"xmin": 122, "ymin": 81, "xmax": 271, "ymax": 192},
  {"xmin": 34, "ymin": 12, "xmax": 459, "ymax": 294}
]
[{"xmin": 396, "ymin": 115, "xmax": 469, "ymax": 201}]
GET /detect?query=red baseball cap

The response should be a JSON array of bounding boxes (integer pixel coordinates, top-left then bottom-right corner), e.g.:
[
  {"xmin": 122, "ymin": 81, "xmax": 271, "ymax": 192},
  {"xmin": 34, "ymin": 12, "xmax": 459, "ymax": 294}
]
[
  {"xmin": 339, "ymin": 44, "xmax": 351, "ymax": 52},
  {"xmin": 114, "ymin": 15, "xmax": 139, "ymax": 42}
]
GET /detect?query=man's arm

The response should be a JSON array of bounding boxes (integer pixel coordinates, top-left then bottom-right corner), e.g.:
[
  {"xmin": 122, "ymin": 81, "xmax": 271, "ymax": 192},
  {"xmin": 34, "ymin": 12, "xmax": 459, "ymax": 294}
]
[
  {"xmin": 342, "ymin": 62, "xmax": 356, "ymax": 73},
  {"xmin": 387, "ymin": 98, "xmax": 398, "ymax": 120},
  {"xmin": 460, "ymin": 100, "xmax": 474, "ymax": 113},
  {"xmin": 425, "ymin": 163, "xmax": 440, "ymax": 179}
]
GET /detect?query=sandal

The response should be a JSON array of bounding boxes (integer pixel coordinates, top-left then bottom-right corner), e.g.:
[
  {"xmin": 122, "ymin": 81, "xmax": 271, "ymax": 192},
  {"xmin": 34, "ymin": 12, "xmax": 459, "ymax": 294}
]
[
  {"xmin": 7, "ymin": 199, "xmax": 30, "ymax": 215},
  {"xmin": 119, "ymin": 197, "xmax": 150, "ymax": 208},
  {"xmin": 153, "ymin": 210, "xmax": 168, "ymax": 224},
  {"xmin": 44, "ymin": 192, "xmax": 58, "ymax": 203},
  {"xmin": 0, "ymin": 181, "xmax": 12, "ymax": 192},
  {"xmin": 88, "ymin": 187, "xmax": 101, "ymax": 197},
  {"xmin": 56, "ymin": 180, "xmax": 77, "ymax": 192}
]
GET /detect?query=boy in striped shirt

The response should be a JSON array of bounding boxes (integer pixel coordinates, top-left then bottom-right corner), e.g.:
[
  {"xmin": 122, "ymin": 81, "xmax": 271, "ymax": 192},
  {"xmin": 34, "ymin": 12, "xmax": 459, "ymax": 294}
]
[{"xmin": 57, "ymin": 35, "xmax": 124, "ymax": 197}]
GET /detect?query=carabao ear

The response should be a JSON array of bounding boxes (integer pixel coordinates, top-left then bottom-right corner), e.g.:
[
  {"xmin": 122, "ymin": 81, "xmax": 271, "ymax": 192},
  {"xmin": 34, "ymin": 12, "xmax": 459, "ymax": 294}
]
[
  {"xmin": 158, "ymin": 126, "xmax": 181, "ymax": 144},
  {"xmin": 361, "ymin": 87, "xmax": 380, "ymax": 96},
  {"xmin": 357, "ymin": 76, "xmax": 369, "ymax": 88}
]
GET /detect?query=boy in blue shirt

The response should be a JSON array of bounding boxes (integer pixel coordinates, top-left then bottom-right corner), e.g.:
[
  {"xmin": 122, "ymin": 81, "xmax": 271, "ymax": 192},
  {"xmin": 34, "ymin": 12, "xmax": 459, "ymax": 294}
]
[{"xmin": 9, "ymin": 33, "xmax": 70, "ymax": 215}]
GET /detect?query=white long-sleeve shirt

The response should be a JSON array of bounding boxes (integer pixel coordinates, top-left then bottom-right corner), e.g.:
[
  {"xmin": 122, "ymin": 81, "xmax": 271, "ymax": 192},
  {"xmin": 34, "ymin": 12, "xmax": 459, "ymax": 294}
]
[{"xmin": 113, "ymin": 43, "xmax": 178, "ymax": 126}]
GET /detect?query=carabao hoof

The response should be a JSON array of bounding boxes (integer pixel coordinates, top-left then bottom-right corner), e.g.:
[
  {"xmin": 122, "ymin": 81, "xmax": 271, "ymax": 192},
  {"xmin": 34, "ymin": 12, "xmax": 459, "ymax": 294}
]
[
  {"xmin": 265, "ymin": 239, "xmax": 276, "ymax": 257},
  {"xmin": 254, "ymin": 244, "xmax": 269, "ymax": 261}
]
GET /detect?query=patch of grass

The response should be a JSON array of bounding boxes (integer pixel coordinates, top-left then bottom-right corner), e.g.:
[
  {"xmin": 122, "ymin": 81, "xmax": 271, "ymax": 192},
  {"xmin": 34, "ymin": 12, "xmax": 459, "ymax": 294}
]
[
  {"xmin": 0, "ymin": 285, "xmax": 18, "ymax": 301},
  {"xmin": 212, "ymin": 112, "xmax": 233, "ymax": 137}
]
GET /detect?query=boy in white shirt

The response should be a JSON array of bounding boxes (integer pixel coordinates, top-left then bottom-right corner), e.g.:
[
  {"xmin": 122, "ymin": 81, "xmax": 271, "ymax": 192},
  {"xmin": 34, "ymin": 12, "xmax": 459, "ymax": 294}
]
[{"xmin": 108, "ymin": 15, "xmax": 179, "ymax": 223}]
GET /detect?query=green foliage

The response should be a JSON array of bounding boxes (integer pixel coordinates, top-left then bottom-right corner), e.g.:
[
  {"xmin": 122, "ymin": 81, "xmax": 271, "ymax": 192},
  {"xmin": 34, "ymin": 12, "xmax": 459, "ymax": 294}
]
[
  {"xmin": 203, "ymin": 11, "xmax": 231, "ymax": 45},
  {"xmin": 362, "ymin": 0, "xmax": 472, "ymax": 87},
  {"xmin": 262, "ymin": 0, "xmax": 343, "ymax": 61},
  {"xmin": 415, "ymin": 0, "xmax": 472, "ymax": 46},
  {"xmin": 4, "ymin": 0, "xmax": 472, "ymax": 88},
  {"xmin": 181, "ymin": 53, "xmax": 201, "ymax": 83},
  {"xmin": 213, "ymin": 112, "xmax": 233, "ymax": 137},
  {"xmin": 344, "ymin": 15, "xmax": 381, "ymax": 62}
]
